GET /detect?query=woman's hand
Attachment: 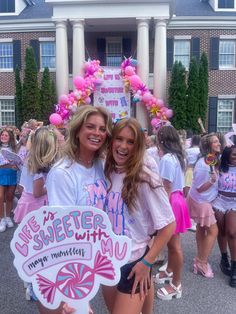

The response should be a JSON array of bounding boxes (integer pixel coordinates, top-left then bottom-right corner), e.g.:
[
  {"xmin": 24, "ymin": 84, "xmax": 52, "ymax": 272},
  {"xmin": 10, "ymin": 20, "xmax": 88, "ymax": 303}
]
[
  {"xmin": 127, "ymin": 261, "xmax": 151, "ymax": 300},
  {"xmin": 62, "ymin": 303, "xmax": 94, "ymax": 314}
]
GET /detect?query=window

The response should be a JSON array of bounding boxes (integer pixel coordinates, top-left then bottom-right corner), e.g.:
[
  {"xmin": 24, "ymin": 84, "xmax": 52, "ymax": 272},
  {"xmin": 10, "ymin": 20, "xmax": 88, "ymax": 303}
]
[
  {"xmin": 217, "ymin": 99, "xmax": 234, "ymax": 132},
  {"xmin": 40, "ymin": 42, "xmax": 55, "ymax": 70},
  {"xmin": 174, "ymin": 40, "xmax": 190, "ymax": 69},
  {"xmin": 219, "ymin": 40, "xmax": 235, "ymax": 69},
  {"xmin": 0, "ymin": 42, "xmax": 13, "ymax": 70},
  {"xmin": 0, "ymin": 98, "xmax": 15, "ymax": 126},
  {"xmin": 106, "ymin": 39, "xmax": 122, "ymax": 66},
  {"xmin": 218, "ymin": 0, "xmax": 234, "ymax": 8},
  {"xmin": 0, "ymin": 0, "xmax": 15, "ymax": 13}
]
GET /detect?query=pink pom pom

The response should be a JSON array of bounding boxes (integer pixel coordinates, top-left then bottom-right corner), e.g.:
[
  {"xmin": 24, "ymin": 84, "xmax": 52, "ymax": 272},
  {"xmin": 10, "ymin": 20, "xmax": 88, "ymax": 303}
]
[
  {"xmin": 165, "ymin": 109, "xmax": 173, "ymax": 119},
  {"xmin": 129, "ymin": 75, "xmax": 142, "ymax": 89},
  {"xmin": 49, "ymin": 113, "xmax": 63, "ymax": 126},
  {"xmin": 125, "ymin": 66, "xmax": 135, "ymax": 76},
  {"xmin": 73, "ymin": 76, "xmax": 85, "ymax": 90},
  {"xmin": 151, "ymin": 118, "xmax": 158, "ymax": 127},
  {"xmin": 142, "ymin": 93, "xmax": 152, "ymax": 103},
  {"xmin": 59, "ymin": 94, "xmax": 68, "ymax": 104},
  {"xmin": 85, "ymin": 97, "xmax": 91, "ymax": 104},
  {"xmin": 157, "ymin": 99, "xmax": 165, "ymax": 108}
]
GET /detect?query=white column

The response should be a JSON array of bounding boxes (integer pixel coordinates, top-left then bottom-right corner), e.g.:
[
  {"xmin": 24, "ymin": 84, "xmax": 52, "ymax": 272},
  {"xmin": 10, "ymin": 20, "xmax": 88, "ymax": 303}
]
[
  {"xmin": 153, "ymin": 19, "xmax": 167, "ymax": 102},
  {"xmin": 70, "ymin": 19, "xmax": 85, "ymax": 78},
  {"xmin": 54, "ymin": 19, "xmax": 69, "ymax": 98},
  {"xmin": 136, "ymin": 18, "xmax": 150, "ymax": 128}
]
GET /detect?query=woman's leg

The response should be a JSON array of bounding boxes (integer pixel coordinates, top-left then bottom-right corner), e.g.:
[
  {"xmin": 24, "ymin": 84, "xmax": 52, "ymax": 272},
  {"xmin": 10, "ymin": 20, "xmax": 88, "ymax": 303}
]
[
  {"xmin": 214, "ymin": 209, "xmax": 230, "ymax": 275},
  {"xmin": 141, "ymin": 278, "xmax": 154, "ymax": 314},
  {"xmin": 0, "ymin": 186, "xmax": 5, "ymax": 218},
  {"xmin": 5, "ymin": 185, "xmax": 16, "ymax": 217},
  {"xmin": 112, "ymin": 291, "xmax": 145, "ymax": 314},
  {"xmin": 196, "ymin": 223, "xmax": 218, "ymax": 263},
  {"xmin": 214, "ymin": 210, "xmax": 227, "ymax": 253},
  {"xmin": 167, "ymin": 234, "xmax": 183, "ymax": 288},
  {"xmin": 102, "ymin": 285, "xmax": 118, "ymax": 313},
  {"xmin": 226, "ymin": 210, "xmax": 236, "ymax": 261}
]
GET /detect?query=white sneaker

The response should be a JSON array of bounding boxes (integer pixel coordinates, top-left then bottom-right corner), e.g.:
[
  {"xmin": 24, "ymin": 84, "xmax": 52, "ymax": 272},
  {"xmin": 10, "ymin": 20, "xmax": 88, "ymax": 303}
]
[
  {"xmin": 0, "ymin": 218, "xmax": 7, "ymax": 232},
  {"xmin": 5, "ymin": 216, "xmax": 14, "ymax": 228}
]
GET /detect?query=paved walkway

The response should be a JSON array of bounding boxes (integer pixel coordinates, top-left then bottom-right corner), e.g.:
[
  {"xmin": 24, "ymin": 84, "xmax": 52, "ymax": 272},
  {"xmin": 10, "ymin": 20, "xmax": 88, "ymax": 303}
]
[{"xmin": 1, "ymin": 226, "xmax": 235, "ymax": 314}]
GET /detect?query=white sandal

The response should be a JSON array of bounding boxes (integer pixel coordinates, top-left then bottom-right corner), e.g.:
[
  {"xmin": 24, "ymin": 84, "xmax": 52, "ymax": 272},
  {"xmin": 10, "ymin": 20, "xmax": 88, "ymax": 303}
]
[
  {"xmin": 156, "ymin": 282, "xmax": 182, "ymax": 301},
  {"xmin": 155, "ymin": 269, "xmax": 173, "ymax": 284}
]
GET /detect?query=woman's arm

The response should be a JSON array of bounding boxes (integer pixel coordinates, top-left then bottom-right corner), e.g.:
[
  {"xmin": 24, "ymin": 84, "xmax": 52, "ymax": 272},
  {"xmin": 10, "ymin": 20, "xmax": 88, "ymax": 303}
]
[
  {"xmin": 33, "ymin": 177, "xmax": 47, "ymax": 198},
  {"xmin": 128, "ymin": 221, "xmax": 176, "ymax": 299},
  {"xmin": 162, "ymin": 178, "xmax": 172, "ymax": 198},
  {"xmin": 196, "ymin": 172, "xmax": 217, "ymax": 193}
]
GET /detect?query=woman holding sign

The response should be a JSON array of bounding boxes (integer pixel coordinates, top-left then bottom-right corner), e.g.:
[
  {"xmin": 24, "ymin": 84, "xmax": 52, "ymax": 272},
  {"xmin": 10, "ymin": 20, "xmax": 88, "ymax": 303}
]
[
  {"xmin": 102, "ymin": 118, "xmax": 176, "ymax": 314},
  {"xmin": 38, "ymin": 105, "xmax": 112, "ymax": 314},
  {"xmin": 0, "ymin": 128, "xmax": 17, "ymax": 232}
]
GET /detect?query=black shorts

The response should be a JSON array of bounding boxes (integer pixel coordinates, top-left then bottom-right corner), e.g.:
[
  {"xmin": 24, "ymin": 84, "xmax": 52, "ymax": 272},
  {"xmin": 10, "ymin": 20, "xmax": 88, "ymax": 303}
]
[{"xmin": 117, "ymin": 247, "xmax": 152, "ymax": 294}]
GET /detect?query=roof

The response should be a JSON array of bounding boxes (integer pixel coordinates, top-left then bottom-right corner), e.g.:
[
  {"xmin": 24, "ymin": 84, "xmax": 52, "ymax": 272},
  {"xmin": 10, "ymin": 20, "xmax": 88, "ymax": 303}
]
[
  {"xmin": 0, "ymin": 0, "xmax": 53, "ymax": 20},
  {"xmin": 0, "ymin": 0, "xmax": 235, "ymax": 21},
  {"xmin": 175, "ymin": 0, "xmax": 236, "ymax": 17}
]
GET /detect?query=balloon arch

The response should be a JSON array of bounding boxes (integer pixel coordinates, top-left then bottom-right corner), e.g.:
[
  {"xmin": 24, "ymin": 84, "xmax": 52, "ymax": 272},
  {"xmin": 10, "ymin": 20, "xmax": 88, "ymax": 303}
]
[{"xmin": 49, "ymin": 58, "xmax": 173, "ymax": 130}]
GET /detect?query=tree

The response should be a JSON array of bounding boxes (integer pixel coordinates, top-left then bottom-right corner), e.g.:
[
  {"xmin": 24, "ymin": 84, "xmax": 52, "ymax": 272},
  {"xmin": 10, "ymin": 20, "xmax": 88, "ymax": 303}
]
[
  {"xmin": 14, "ymin": 66, "xmax": 23, "ymax": 128},
  {"xmin": 198, "ymin": 52, "xmax": 208, "ymax": 127},
  {"xmin": 22, "ymin": 47, "xmax": 40, "ymax": 121},
  {"xmin": 168, "ymin": 61, "xmax": 187, "ymax": 129},
  {"xmin": 186, "ymin": 57, "xmax": 200, "ymax": 133},
  {"xmin": 40, "ymin": 67, "xmax": 55, "ymax": 124},
  {"xmin": 50, "ymin": 79, "xmax": 57, "ymax": 110}
]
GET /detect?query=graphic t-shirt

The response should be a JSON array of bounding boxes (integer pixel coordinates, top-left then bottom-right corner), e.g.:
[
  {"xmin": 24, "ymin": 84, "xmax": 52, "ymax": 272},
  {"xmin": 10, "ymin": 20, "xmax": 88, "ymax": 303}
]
[
  {"xmin": 46, "ymin": 158, "xmax": 107, "ymax": 209},
  {"xmin": 105, "ymin": 168, "xmax": 175, "ymax": 261},
  {"xmin": 218, "ymin": 166, "xmax": 236, "ymax": 193}
]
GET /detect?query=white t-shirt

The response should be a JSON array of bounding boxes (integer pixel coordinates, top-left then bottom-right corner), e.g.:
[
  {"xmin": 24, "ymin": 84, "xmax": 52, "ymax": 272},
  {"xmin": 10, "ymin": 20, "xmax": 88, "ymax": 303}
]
[
  {"xmin": 146, "ymin": 146, "xmax": 160, "ymax": 167},
  {"xmin": 144, "ymin": 150, "xmax": 159, "ymax": 174},
  {"xmin": 46, "ymin": 157, "xmax": 107, "ymax": 209},
  {"xmin": 105, "ymin": 167, "xmax": 175, "ymax": 261},
  {"xmin": 186, "ymin": 147, "xmax": 200, "ymax": 166},
  {"xmin": 159, "ymin": 153, "xmax": 184, "ymax": 192},
  {"xmin": 19, "ymin": 164, "xmax": 45, "ymax": 194},
  {"xmin": 189, "ymin": 157, "xmax": 218, "ymax": 203}
]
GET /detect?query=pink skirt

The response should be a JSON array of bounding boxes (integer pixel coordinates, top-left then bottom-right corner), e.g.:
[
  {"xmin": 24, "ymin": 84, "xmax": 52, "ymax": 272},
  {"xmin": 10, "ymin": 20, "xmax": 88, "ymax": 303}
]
[
  {"xmin": 14, "ymin": 191, "xmax": 48, "ymax": 223},
  {"xmin": 169, "ymin": 191, "xmax": 191, "ymax": 234},
  {"xmin": 186, "ymin": 195, "xmax": 217, "ymax": 227}
]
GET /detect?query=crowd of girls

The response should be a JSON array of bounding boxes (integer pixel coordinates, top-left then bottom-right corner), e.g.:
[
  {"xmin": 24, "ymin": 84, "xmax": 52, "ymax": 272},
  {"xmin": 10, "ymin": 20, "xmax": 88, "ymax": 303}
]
[{"xmin": 1, "ymin": 106, "xmax": 236, "ymax": 314}]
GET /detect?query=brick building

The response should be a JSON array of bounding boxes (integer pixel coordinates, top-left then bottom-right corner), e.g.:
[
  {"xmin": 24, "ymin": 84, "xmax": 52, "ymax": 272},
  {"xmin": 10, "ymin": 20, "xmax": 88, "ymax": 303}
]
[{"xmin": 0, "ymin": 0, "xmax": 235, "ymax": 132}]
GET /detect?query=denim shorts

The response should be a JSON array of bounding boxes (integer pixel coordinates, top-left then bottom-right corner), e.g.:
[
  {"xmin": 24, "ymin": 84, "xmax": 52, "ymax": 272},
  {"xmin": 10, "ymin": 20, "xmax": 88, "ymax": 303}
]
[{"xmin": 117, "ymin": 247, "xmax": 151, "ymax": 294}]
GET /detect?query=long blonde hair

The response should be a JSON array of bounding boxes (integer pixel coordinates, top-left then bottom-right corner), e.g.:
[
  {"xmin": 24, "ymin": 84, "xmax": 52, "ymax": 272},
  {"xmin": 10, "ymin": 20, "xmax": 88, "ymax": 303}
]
[
  {"xmin": 63, "ymin": 105, "xmax": 112, "ymax": 162},
  {"xmin": 105, "ymin": 118, "xmax": 160, "ymax": 211},
  {"xmin": 27, "ymin": 127, "xmax": 59, "ymax": 174}
]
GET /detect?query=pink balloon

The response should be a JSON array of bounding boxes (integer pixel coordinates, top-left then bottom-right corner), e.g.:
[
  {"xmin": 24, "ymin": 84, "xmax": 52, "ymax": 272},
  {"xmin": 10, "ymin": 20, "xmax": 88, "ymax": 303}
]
[
  {"xmin": 59, "ymin": 94, "xmax": 68, "ymax": 104},
  {"xmin": 142, "ymin": 93, "xmax": 152, "ymax": 103},
  {"xmin": 125, "ymin": 66, "xmax": 135, "ymax": 76},
  {"xmin": 73, "ymin": 76, "xmax": 85, "ymax": 90},
  {"xmin": 157, "ymin": 99, "xmax": 165, "ymax": 108},
  {"xmin": 49, "ymin": 113, "xmax": 63, "ymax": 126},
  {"xmin": 165, "ymin": 109, "xmax": 173, "ymax": 119},
  {"xmin": 85, "ymin": 97, "xmax": 91, "ymax": 104},
  {"xmin": 129, "ymin": 75, "xmax": 142, "ymax": 89}
]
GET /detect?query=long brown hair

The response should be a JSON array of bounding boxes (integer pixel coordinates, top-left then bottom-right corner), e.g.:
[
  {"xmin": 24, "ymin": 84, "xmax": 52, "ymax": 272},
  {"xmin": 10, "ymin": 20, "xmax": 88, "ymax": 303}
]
[
  {"xmin": 0, "ymin": 128, "xmax": 16, "ymax": 152},
  {"xmin": 105, "ymin": 118, "xmax": 160, "ymax": 211},
  {"xmin": 157, "ymin": 125, "xmax": 186, "ymax": 170}
]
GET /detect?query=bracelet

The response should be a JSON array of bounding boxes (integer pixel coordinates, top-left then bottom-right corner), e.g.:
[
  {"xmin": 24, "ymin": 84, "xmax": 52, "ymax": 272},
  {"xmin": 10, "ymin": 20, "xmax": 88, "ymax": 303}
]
[{"xmin": 141, "ymin": 258, "xmax": 153, "ymax": 268}]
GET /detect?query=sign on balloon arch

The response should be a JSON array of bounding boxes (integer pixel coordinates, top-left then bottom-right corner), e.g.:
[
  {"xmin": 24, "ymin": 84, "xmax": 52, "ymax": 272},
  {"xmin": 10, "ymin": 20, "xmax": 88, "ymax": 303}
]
[{"xmin": 49, "ymin": 57, "xmax": 173, "ymax": 129}]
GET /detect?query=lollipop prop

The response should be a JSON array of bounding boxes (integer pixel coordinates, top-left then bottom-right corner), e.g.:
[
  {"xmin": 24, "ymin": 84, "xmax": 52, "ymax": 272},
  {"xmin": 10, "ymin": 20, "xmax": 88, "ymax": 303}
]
[{"xmin": 205, "ymin": 153, "xmax": 217, "ymax": 174}]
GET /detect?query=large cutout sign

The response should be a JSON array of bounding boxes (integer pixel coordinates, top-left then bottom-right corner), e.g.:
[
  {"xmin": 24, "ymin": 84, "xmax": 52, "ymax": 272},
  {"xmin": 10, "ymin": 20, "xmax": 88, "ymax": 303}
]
[
  {"xmin": 10, "ymin": 206, "xmax": 132, "ymax": 314},
  {"xmin": 94, "ymin": 67, "xmax": 131, "ymax": 121}
]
